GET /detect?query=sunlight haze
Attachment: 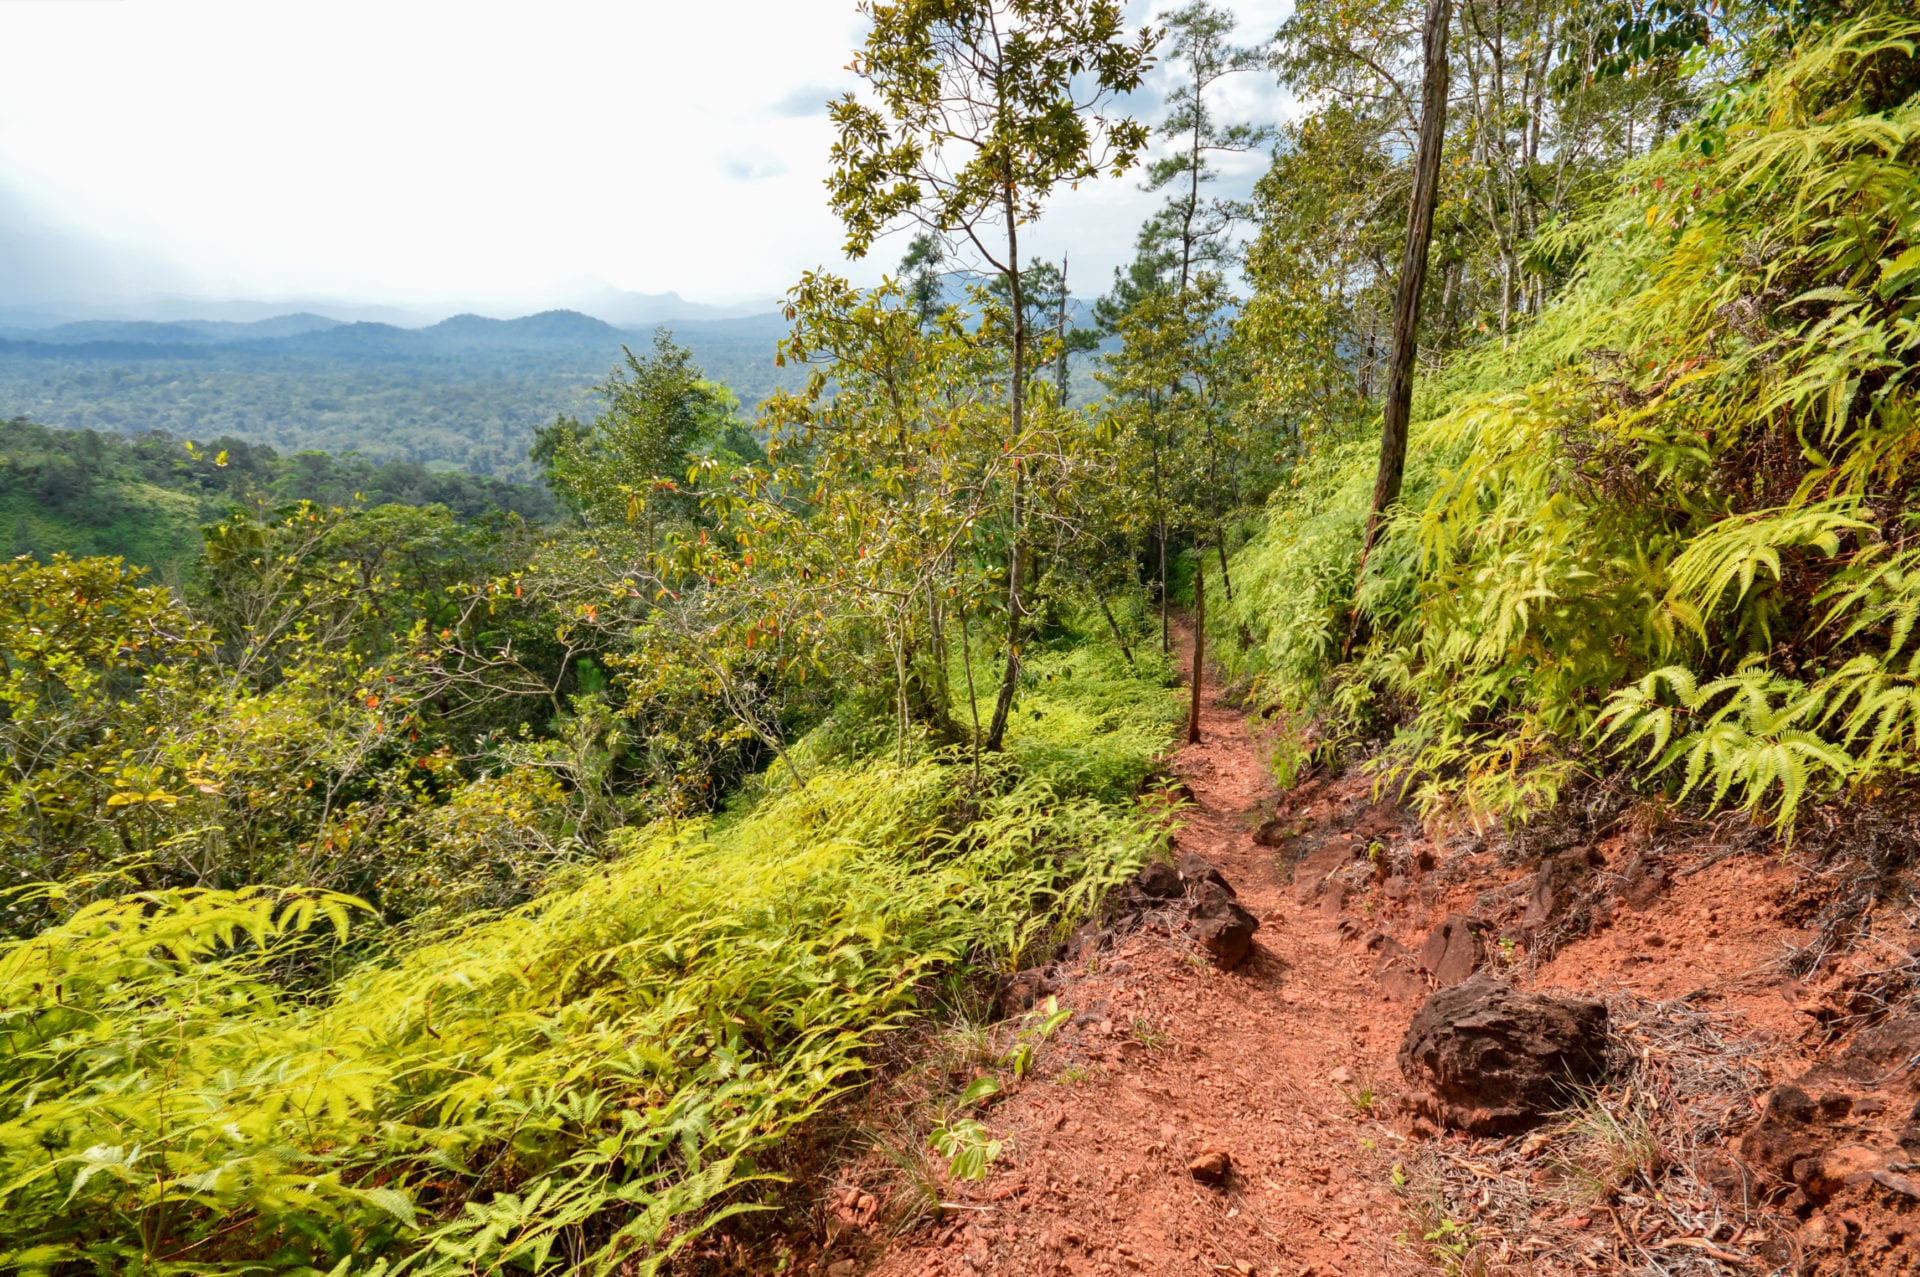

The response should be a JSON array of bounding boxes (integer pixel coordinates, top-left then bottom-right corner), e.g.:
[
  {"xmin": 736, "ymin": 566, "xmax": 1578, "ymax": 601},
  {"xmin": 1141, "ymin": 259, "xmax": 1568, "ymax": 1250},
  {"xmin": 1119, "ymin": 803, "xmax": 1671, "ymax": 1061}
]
[{"xmin": 1, "ymin": 0, "xmax": 1293, "ymax": 318}]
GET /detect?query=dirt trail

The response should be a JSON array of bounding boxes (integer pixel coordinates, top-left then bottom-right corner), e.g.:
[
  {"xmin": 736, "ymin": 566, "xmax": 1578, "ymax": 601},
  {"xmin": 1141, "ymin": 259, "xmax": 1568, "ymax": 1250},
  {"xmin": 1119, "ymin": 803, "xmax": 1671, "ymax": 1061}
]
[
  {"xmin": 869, "ymin": 624, "xmax": 1410, "ymax": 1277},
  {"xmin": 841, "ymin": 608, "xmax": 1876, "ymax": 1277}
]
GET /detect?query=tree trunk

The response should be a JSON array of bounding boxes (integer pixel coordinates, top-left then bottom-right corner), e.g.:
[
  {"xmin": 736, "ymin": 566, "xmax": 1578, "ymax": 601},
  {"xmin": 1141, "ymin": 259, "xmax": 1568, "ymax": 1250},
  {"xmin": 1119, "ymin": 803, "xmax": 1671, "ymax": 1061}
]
[
  {"xmin": 1055, "ymin": 254, "xmax": 1070, "ymax": 404},
  {"xmin": 1097, "ymin": 592, "xmax": 1134, "ymax": 664},
  {"xmin": 1187, "ymin": 560, "xmax": 1205, "ymax": 745},
  {"xmin": 986, "ymin": 187, "xmax": 1026, "ymax": 752},
  {"xmin": 1360, "ymin": 0, "xmax": 1450, "ymax": 563},
  {"xmin": 960, "ymin": 610, "xmax": 982, "ymax": 792},
  {"xmin": 1215, "ymin": 532, "xmax": 1233, "ymax": 602},
  {"xmin": 1158, "ymin": 517, "xmax": 1170, "ymax": 654}
]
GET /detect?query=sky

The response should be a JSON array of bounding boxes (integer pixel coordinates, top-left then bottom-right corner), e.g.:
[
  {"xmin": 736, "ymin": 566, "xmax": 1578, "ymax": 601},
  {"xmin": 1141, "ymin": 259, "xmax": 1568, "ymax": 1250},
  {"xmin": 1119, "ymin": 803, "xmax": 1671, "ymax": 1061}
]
[{"xmin": 0, "ymin": 0, "xmax": 1295, "ymax": 321}]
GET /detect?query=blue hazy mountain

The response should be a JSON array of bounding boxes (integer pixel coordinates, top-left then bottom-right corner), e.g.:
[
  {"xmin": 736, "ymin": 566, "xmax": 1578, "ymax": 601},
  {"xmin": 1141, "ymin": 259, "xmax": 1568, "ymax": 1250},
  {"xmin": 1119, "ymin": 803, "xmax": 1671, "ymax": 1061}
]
[{"xmin": 0, "ymin": 308, "xmax": 798, "ymax": 483}]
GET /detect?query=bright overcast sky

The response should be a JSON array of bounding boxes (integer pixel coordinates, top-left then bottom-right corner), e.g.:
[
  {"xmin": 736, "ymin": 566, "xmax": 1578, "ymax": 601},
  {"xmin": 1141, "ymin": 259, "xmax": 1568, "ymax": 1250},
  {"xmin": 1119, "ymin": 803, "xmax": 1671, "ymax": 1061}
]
[{"xmin": 0, "ymin": 0, "xmax": 1295, "ymax": 319}]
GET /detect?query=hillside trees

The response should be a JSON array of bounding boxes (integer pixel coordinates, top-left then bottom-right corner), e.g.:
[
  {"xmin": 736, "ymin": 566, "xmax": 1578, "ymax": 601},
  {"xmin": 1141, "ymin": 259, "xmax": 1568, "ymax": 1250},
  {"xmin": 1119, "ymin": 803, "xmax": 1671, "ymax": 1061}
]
[
  {"xmin": 828, "ymin": 0, "xmax": 1154, "ymax": 750},
  {"xmin": 532, "ymin": 329, "xmax": 763, "ymax": 549},
  {"xmin": 1363, "ymin": 0, "xmax": 1451, "ymax": 565},
  {"xmin": 1223, "ymin": 9, "xmax": 1920, "ymax": 834},
  {"xmin": 1091, "ymin": 3, "xmax": 1273, "ymax": 645},
  {"xmin": 1250, "ymin": 0, "xmax": 1715, "ymax": 419}
]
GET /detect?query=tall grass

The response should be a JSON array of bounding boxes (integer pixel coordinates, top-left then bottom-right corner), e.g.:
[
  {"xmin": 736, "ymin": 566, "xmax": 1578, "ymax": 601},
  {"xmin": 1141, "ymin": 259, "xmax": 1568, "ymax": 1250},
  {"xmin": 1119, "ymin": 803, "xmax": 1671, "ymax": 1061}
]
[{"xmin": 0, "ymin": 641, "xmax": 1177, "ymax": 1274}]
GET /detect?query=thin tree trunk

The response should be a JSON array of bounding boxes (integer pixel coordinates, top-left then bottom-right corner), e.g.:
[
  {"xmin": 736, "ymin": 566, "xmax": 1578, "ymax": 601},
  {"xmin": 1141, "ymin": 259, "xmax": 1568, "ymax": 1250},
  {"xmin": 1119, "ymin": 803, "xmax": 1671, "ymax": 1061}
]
[
  {"xmin": 1215, "ymin": 532, "xmax": 1233, "ymax": 602},
  {"xmin": 1187, "ymin": 560, "xmax": 1205, "ymax": 745},
  {"xmin": 986, "ymin": 186, "xmax": 1026, "ymax": 752},
  {"xmin": 1158, "ymin": 517, "xmax": 1170, "ymax": 654},
  {"xmin": 1360, "ymin": 0, "xmax": 1450, "ymax": 563},
  {"xmin": 1055, "ymin": 254, "xmax": 1070, "ymax": 404},
  {"xmin": 1097, "ymin": 593, "xmax": 1134, "ymax": 664},
  {"xmin": 961, "ymin": 611, "xmax": 982, "ymax": 792}
]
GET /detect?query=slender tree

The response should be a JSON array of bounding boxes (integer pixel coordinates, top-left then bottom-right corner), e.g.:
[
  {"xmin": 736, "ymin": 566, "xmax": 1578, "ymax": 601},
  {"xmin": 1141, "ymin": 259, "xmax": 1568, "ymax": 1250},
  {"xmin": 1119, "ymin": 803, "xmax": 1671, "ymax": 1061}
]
[
  {"xmin": 828, "ymin": 0, "xmax": 1154, "ymax": 751},
  {"xmin": 1144, "ymin": 1, "xmax": 1276, "ymax": 290},
  {"xmin": 1361, "ymin": 0, "xmax": 1450, "ymax": 561}
]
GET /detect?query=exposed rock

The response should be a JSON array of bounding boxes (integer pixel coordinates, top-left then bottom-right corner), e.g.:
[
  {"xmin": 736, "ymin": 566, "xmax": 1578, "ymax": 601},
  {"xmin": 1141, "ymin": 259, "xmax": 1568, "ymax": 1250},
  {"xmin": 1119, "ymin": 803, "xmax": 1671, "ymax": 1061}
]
[
  {"xmin": 1188, "ymin": 1148, "xmax": 1231, "ymax": 1185},
  {"xmin": 1350, "ymin": 802, "xmax": 1403, "ymax": 841},
  {"xmin": 1372, "ymin": 933, "xmax": 1428, "ymax": 1002},
  {"xmin": 1291, "ymin": 838, "xmax": 1358, "ymax": 904},
  {"xmin": 994, "ymin": 967, "xmax": 1059, "ymax": 1019},
  {"xmin": 1523, "ymin": 846, "xmax": 1606, "ymax": 934},
  {"xmin": 1739, "ymin": 1017, "xmax": 1920, "ymax": 1234},
  {"xmin": 1417, "ymin": 914, "xmax": 1485, "ymax": 988},
  {"xmin": 1800, "ymin": 1144, "xmax": 1889, "ymax": 1205},
  {"xmin": 1178, "ymin": 852, "xmax": 1235, "ymax": 898},
  {"xmin": 1377, "ymin": 968, "xmax": 1428, "ymax": 1004},
  {"xmin": 1133, "ymin": 860, "xmax": 1184, "ymax": 900},
  {"xmin": 1253, "ymin": 817, "xmax": 1294, "ymax": 847},
  {"xmin": 1616, "ymin": 850, "xmax": 1671, "ymax": 910},
  {"xmin": 1370, "ymin": 934, "xmax": 1416, "ymax": 974},
  {"xmin": 1399, "ymin": 974, "xmax": 1609, "ymax": 1134},
  {"xmin": 1189, "ymin": 881, "xmax": 1259, "ymax": 970},
  {"xmin": 1060, "ymin": 920, "xmax": 1112, "ymax": 964}
]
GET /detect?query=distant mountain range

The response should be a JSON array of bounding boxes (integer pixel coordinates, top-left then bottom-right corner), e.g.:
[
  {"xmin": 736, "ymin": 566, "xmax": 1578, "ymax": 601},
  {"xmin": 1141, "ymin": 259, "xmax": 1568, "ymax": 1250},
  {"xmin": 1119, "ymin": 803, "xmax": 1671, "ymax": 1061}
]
[
  {"xmin": 0, "ymin": 308, "xmax": 799, "ymax": 484},
  {"xmin": 0, "ymin": 307, "xmax": 785, "ymax": 353},
  {"xmin": 0, "ymin": 295, "xmax": 1107, "ymax": 485}
]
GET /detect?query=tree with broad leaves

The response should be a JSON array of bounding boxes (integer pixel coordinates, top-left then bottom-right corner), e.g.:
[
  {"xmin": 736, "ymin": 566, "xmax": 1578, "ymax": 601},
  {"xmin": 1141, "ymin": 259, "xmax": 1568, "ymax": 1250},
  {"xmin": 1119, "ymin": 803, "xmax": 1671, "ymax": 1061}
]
[{"xmin": 827, "ymin": 0, "xmax": 1154, "ymax": 751}]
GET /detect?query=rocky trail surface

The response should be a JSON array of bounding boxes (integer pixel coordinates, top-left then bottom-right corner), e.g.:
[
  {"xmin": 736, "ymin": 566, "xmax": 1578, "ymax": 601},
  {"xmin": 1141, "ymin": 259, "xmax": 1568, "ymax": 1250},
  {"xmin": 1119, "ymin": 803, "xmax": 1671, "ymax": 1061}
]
[
  {"xmin": 834, "ymin": 622, "xmax": 1920, "ymax": 1277},
  {"xmin": 862, "ymin": 627, "xmax": 1408, "ymax": 1277}
]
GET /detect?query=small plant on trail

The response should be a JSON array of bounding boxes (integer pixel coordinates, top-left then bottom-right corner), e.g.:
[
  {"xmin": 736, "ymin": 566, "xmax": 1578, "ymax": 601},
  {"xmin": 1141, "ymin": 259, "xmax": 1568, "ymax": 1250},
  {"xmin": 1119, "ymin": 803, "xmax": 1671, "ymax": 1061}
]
[
  {"xmin": 1130, "ymin": 1015, "xmax": 1172, "ymax": 1051},
  {"xmin": 1002, "ymin": 996, "xmax": 1074, "ymax": 1079},
  {"xmin": 1340, "ymin": 1078, "xmax": 1381, "ymax": 1117},
  {"xmin": 1423, "ymin": 1217, "xmax": 1481, "ymax": 1272},
  {"xmin": 928, "ymin": 1117, "xmax": 1006, "ymax": 1182},
  {"xmin": 924, "ymin": 1073, "xmax": 1008, "ymax": 1181},
  {"xmin": 1560, "ymin": 1092, "xmax": 1669, "ymax": 1202}
]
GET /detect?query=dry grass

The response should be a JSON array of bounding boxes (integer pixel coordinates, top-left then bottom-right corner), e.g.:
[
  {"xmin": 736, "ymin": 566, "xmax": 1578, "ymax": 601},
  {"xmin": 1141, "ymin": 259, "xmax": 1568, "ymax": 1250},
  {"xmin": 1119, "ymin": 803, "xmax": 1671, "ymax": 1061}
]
[{"xmin": 1390, "ymin": 995, "xmax": 1785, "ymax": 1275}]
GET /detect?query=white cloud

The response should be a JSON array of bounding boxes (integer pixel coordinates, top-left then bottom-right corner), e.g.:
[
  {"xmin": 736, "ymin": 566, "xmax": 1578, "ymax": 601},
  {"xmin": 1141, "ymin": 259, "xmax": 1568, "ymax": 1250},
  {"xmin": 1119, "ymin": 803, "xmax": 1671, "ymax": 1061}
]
[{"xmin": 0, "ymin": 0, "xmax": 1296, "ymax": 315}]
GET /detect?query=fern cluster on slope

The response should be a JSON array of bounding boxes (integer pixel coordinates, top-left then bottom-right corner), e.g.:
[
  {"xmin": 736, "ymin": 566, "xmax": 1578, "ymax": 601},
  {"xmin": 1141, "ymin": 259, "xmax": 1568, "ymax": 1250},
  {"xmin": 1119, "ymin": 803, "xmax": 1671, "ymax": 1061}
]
[
  {"xmin": 0, "ymin": 640, "xmax": 1177, "ymax": 1275},
  {"xmin": 1221, "ymin": 13, "xmax": 1920, "ymax": 832}
]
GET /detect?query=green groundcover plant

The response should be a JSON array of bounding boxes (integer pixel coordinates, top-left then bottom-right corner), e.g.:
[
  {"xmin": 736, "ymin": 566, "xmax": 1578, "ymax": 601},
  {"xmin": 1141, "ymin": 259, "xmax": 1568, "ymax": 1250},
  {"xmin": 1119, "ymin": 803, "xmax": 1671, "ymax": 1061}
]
[
  {"xmin": 0, "ymin": 641, "xmax": 1177, "ymax": 1275},
  {"xmin": 1219, "ymin": 12, "xmax": 1920, "ymax": 834}
]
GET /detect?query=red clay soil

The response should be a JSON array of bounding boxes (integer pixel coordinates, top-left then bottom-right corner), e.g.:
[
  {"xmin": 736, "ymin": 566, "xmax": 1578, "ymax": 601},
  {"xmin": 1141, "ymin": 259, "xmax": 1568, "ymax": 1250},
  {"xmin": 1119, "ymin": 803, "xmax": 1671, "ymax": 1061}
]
[
  {"xmin": 865, "ymin": 628, "xmax": 1413, "ymax": 1277},
  {"xmin": 848, "ymin": 620, "xmax": 1907, "ymax": 1276}
]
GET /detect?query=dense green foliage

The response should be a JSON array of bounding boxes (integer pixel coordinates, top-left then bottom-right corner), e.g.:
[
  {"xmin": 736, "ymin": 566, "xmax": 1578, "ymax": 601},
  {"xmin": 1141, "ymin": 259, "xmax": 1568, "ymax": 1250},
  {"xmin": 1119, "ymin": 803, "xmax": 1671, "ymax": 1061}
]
[
  {"xmin": 1220, "ymin": 12, "xmax": 1920, "ymax": 833},
  {"xmin": 6, "ymin": 0, "xmax": 1918, "ymax": 1271},
  {"xmin": 0, "ymin": 416, "xmax": 557, "ymax": 573},
  {"xmin": 0, "ymin": 642, "xmax": 1175, "ymax": 1275}
]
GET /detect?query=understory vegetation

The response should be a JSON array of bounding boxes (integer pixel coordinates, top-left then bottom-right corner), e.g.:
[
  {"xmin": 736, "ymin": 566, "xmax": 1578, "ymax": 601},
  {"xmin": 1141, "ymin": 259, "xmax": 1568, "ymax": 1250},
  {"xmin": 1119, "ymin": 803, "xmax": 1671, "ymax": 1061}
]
[
  {"xmin": 4, "ymin": 0, "xmax": 1918, "ymax": 1271},
  {"xmin": 1221, "ymin": 12, "xmax": 1920, "ymax": 837},
  {"xmin": 0, "ymin": 643, "xmax": 1174, "ymax": 1275}
]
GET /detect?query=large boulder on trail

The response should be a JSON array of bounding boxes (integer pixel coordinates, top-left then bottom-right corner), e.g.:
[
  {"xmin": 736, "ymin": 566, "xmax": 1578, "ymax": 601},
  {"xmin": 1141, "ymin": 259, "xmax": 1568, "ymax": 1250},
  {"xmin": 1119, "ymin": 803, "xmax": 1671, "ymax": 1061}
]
[
  {"xmin": 1399, "ymin": 974, "xmax": 1609, "ymax": 1134},
  {"xmin": 1177, "ymin": 855, "xmax": 1258, "ymax": 969},
  {"xmin": 1189, "ymin": 884, "xmax": 1259, "ymax": 969}
]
